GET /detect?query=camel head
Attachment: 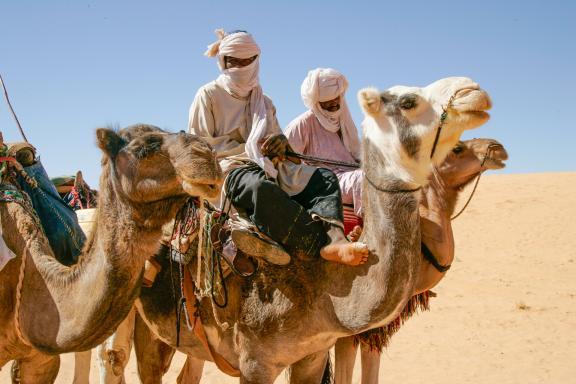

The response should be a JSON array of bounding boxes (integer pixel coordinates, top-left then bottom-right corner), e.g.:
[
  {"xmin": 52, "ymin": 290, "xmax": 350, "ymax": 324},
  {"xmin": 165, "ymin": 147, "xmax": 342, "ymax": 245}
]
[
  {"xmin": 438, "ymin": 138, "xmax": 508, "ymax": 189},
  {"xmin": 358, "ymin": 77, "xmax": 492, "ymax": 186},
  {"xmin": 96, "ymin": 124, "xmax": 222, "ymax": 206}
]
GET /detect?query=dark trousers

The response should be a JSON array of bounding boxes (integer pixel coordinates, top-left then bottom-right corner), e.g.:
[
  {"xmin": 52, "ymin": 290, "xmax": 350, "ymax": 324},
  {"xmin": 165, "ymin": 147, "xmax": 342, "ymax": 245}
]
[{"xmin": 225, "ymin": 164, "xmax": 343, "ymax": 259}]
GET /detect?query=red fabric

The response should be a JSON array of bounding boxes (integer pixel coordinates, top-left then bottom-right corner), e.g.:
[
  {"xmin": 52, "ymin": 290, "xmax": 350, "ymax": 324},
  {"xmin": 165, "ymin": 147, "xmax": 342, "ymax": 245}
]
[{"xmin": 343, "ymin": 204, "xmax": 362, "ymax": 235}]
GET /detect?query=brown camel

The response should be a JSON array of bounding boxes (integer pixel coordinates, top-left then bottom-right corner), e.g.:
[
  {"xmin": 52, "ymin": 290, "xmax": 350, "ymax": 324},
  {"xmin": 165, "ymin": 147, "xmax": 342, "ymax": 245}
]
[
  {"xmin": 128, "ymin": 77, "xmax": 492, "ymax": 384},
  {"xmin": 0, "ymin": 124, "xmax": 221, "ymax": 383},
  {"xmin": 334, "ymin": 137, "xmax": 509, "ymax": 384}
]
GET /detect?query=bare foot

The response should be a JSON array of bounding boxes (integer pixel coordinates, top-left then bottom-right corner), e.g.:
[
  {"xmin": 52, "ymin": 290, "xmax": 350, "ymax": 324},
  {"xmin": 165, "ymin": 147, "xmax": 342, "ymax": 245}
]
[
  {"xmin": 348, "ymin": 225, "xmax": 363, "ymax": 242},
  {"xmin": 320, "ymin": 241, "xmax": 369, "ymax": 266}
]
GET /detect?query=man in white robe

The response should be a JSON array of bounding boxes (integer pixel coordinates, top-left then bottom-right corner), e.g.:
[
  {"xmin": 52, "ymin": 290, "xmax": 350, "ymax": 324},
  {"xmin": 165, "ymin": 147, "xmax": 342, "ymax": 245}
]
[{"xmin": 189, "ymin": 31, "xmax": 368, "ymax": 268}]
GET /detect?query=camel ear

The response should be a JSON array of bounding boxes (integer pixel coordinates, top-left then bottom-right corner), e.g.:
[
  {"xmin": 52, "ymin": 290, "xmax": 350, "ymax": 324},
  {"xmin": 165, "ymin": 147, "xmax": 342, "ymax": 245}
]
[
  {"xmin": 96, "ymin": 128, "xmax": 125, "ymax": 158},
  {"xmin": 358, "ymin": 87, "xmax": 381, "ymax": 116}
]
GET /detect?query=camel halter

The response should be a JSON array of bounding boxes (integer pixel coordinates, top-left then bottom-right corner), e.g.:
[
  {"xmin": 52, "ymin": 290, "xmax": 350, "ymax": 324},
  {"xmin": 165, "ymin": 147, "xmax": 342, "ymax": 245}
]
[
  {"xmin": 450, "ymin": 142, "xmax": 502, "ymax": 220},
  {"xmin": 429, "ymin": 93, "xmax": 457, "ymax": 160},
  {"xmin": 362, "ymin": 94, "xmax": 458, "ymax": 194},
  {"xmin": 288, "ymin": 93, "xmax": 458, "ymax": 194}
]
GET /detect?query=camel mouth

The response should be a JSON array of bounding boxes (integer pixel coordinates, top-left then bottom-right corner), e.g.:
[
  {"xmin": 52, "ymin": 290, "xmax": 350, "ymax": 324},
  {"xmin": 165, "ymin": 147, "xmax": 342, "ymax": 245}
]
[
  {"xmin": 465, "ymin": 110, "xmax": 491, "ymax": 120},
  {"xmin": 483, "ymin": 157, "xmax": 506, "ymax": 170},
  {"xmin": 180, "ymin": 177, "xmax": 221, "ymax": 199},
  {"xmin": 452, "ymin": 87, "xmax": 492, "ymax": 119},
  {"xmin": 483, "ymin": 146, "xmax": 508, "ymax": 170}
]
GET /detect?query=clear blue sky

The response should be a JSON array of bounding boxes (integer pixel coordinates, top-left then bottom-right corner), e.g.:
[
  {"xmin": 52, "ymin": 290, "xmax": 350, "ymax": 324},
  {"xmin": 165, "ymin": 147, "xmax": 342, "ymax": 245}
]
[{"xmin": 1, "ymin": 0, "xmax": 574, "ymax": 186}]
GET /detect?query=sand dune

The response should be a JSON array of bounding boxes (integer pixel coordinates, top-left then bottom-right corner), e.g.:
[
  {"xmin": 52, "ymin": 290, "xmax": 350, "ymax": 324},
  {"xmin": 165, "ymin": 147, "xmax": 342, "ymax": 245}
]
[{"xmin": 2, "ymin": 172, "xmax": 575, "ymax": 383}]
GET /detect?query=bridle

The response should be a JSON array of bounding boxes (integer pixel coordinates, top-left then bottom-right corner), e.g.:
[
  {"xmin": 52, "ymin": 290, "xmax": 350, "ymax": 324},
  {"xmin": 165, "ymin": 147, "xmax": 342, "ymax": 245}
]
[
  {"xmin": 365, "ymin": 92, "xmax": 457, "ymax": 194},
  {"xmin": 450, "ymin": 142, "xmax": 501, "ymax": 220},
  {"xmin": 287, "ymin": 92, "xmax": 460, "ymax": 195},
  {"xmin": 429, "ymin": 93, "xmax": 457, "ymax": 160}
]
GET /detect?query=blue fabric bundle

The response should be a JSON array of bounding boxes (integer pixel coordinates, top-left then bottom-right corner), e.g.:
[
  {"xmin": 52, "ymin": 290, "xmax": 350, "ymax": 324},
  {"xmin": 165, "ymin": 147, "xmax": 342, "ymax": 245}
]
[{"xmin": 17, "ymin": 160, "xmax": 86, "ymax": 265}]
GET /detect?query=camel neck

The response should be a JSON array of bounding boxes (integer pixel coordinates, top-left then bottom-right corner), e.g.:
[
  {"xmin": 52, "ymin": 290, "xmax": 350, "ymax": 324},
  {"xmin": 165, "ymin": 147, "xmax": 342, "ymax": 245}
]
[
  {"xmin": 10, "ymin": 168, "xmax": 170, "ymax": 353},
  {"xmin": 323, "ymin": 137, "xmax": 424, "ymax": 333}
]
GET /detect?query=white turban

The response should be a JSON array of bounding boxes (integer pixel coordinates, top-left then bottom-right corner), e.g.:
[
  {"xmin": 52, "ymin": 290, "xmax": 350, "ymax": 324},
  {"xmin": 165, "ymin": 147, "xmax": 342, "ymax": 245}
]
[
  {"xmin": 205, "ymin": 29, "xmax": 276, "ymax": 178},
  {"xmin": 301, "ymin": 68, "xmax": 361, "ymax": 161}
]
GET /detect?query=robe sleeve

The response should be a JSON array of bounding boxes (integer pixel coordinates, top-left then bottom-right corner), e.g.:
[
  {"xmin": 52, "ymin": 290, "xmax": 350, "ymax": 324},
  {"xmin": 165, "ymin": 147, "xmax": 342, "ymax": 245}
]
[
  {"xmin": 284, "ymin": 115, "xmax": 308, "ymax": 154},
  {"xmin": 188, "ymin": 86, "xmax": 246, "ymax": 158},
  {"xmin": 265, "ymin": 97, "xmax": 282, "ymax": 136},
  {"xmin": 188, "ymin": 87, "xmax": 214, "ymax": 137}
]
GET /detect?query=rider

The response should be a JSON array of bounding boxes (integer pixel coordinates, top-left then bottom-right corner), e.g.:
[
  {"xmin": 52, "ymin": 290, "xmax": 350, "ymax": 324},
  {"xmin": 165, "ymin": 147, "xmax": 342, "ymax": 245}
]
[
  {"xmin": 286, "ymin": 67, "xmax": 455, "ymax": 285},
  {"xmin": 285, "ymin": 68, "xmax": 363, "ymax": 237},
  {"xmin": 188, "ymin": 31, "xmax": 368, "ymax": 272}
]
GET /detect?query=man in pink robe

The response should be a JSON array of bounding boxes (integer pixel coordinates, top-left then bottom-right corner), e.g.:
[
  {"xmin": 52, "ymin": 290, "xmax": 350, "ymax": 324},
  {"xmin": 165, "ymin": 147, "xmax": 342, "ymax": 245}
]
[{"xmin": 285, "ymin": 68, "xmax": 364, "ymax": 217}]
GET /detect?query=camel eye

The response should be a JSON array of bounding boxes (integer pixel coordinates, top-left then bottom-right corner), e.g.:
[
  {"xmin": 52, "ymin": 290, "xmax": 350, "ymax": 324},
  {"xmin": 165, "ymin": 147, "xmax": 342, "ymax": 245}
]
[
  {"xmin": 134, "ymin": 135, "xmax": 163, "ymax": 159},
  {"xmin": 452, "ymin": 145, "xmax": 464, "ymax": 154},
  {"xmin": 399, "ymin": 94, "xmax": 417, "ymax": 110}
]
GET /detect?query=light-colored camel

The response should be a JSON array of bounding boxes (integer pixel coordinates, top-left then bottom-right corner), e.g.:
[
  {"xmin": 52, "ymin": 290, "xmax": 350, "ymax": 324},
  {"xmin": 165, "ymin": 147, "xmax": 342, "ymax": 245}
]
[
  {"xmin": 0, "ymin": 124, "xmax": 221, "ymax": 383},
  {"xmin": 127, "ymin": 137, "xmax": 507, "ymax": 384},
  {"xmin": 127, "ymin": 77, "xmax": 492, "ymax": 384},
  {"xmin": 334, "ymin": 137, "xmax": 509, "ymax": 384}
]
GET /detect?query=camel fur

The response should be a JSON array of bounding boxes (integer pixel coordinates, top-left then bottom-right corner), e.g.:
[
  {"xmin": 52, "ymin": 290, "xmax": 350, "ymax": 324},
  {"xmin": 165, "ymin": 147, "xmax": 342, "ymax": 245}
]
[
  {"xmin": 0, "ymin": 124, "xmax": 221, "ymax": 383},
  {"xmin": 128, "ymin": 77, "xmax": 492, "ymax": 384},
  {"xmin": 334, "ymin": 137, "xmax": 508, "ymax": 384}
]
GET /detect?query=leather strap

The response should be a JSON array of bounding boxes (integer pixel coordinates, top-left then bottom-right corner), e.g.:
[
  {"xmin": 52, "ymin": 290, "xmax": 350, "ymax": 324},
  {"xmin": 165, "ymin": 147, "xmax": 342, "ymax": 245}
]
[
  {"xmin": 421, "ymin": 242, "xmax": 451, "ymax": 273},
  {"xmin": 182, "ymin": 267, "xmax": 240, "ymax": 377}
]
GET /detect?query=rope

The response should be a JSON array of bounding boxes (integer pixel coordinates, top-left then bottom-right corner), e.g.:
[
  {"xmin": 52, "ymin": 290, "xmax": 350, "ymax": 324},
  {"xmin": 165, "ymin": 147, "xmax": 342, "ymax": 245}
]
[
  {"xmin": 14, "ymin": 238, "xmax": 33, "ymax": 347},
  {"xmin": 450, "ymin": 143, "xmax": 499, "ymax": 220},
  {"xmin": 169, "ymin": 198, "xmax": 200, "ymax": 346},
  {"xmin": 365, "ymin": 173, "xmax": 422, "ymax": 194},
  {"xmin": 450, "ymin": 173, "xmax": 483, "ymax": 220},
  {"xmin": 0, "ymin": 73, "xmax": 29, "ymax": 143}
]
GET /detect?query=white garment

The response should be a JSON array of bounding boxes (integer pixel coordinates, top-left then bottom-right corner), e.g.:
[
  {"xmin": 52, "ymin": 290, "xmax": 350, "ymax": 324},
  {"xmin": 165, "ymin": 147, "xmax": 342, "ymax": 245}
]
[
  {"xmin": 204, "ymin": 29, "xmax": 275, "ymax": 178},
  {"xmin": 188, "ymin": 81, "xmax": 315, "ymax": 197},
  {"xmin": 300, "ymin": 68, "xmax": 361, "ymax": 161},
  {"xmin": 0, "ymin": 229, "xmax": 16, "ymax": 271}
]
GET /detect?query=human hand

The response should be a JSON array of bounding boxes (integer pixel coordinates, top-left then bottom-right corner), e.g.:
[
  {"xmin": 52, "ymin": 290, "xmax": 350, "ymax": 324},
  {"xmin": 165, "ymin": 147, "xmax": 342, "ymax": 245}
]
[{"xmin": 260, "ymin": 134, "xmax": 289, "ymax": 161}]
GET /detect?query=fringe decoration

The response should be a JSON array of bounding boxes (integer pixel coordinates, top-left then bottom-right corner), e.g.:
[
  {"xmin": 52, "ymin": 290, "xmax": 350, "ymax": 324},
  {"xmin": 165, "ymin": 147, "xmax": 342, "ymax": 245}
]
[{"xmin": 353, "ymin": 291, "xmax": 433, "ymax": 352}]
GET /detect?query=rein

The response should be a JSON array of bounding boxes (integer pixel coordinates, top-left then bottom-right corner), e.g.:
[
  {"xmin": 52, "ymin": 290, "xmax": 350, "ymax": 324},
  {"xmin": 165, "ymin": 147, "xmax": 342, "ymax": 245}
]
[
  {"xmin": 1, "ymin": 73, "xmax": 29, "ymax": 142},
  {"xmin": 365, "ymin": 173, "xmax": 422, "ymax": 194},
  {"xmin": 450, "ymin": 143, "xmax": 500, "ymax": 220},
  {"xmin": 285, "ymin": 151, "xmax": 423, "ymax": 194},
  {"xmin": 287, "ymin": 92, "xmax": 459, "ymax": 195}
]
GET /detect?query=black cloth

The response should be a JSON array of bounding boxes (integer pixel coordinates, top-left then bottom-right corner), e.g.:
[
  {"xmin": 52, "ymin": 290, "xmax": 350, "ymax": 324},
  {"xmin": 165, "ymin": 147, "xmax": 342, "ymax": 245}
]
[{"xmin": 225, "ymin": 164, "xmax": 343, "ymax": 259}]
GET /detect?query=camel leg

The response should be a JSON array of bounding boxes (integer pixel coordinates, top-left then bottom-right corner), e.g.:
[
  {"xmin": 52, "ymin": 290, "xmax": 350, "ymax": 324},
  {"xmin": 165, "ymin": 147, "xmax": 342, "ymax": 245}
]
[
  {"xmin": 73, "ymin": 350, "xmax": 92, "ymax": 384},
  {"xmin": 13, "ymin": 352, "xmax": 60, "ymax": 384},
  {"xmin": 359, "ymin": 343, "xmax": 381, "ymax": 384},
  {"xmin": 176, "ymin": 355, "xmax": 205, "ymax": 384},
  {"xmin": 334, "ymin": 337, "xmax": 358, "ymax": 384},
  {"xmin": 133, "ymin": 311, "xmax": 176, "ymax": 384},
  {"xmin": 289, "ymin": 350, "xmax": 331, "ymax": 384},
  {"xmin": 96, "ymin": 307, "xmax": 136, "ymax": 384},
  {"xmin": 10, "ymin": 360, "xmax": 20, "ymax": 384}
]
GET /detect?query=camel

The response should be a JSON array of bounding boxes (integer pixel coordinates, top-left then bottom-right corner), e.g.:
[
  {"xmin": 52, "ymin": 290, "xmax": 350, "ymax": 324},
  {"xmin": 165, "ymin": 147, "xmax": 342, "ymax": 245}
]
[
  {"xmin": 0, "ymin": 124, "xmax": 222, "ymax": 383},
  {"xmin": 88, "ymin": 144, "xmax": 508, "ymax": 384},
  {"xmin": 334, "ymin": 137, "xmax": 508, "ymax": 384},
  {"xmin": 124, "ymin": 76, "xmax": 492, "ymax": 384}
]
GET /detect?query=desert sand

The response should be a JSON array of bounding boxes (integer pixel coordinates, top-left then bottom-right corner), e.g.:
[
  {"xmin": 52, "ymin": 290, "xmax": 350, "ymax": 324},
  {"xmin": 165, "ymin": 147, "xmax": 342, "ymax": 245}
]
[{"xmin": 1, "ymin": 172, "xmax": 575, "ymax": 383}]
